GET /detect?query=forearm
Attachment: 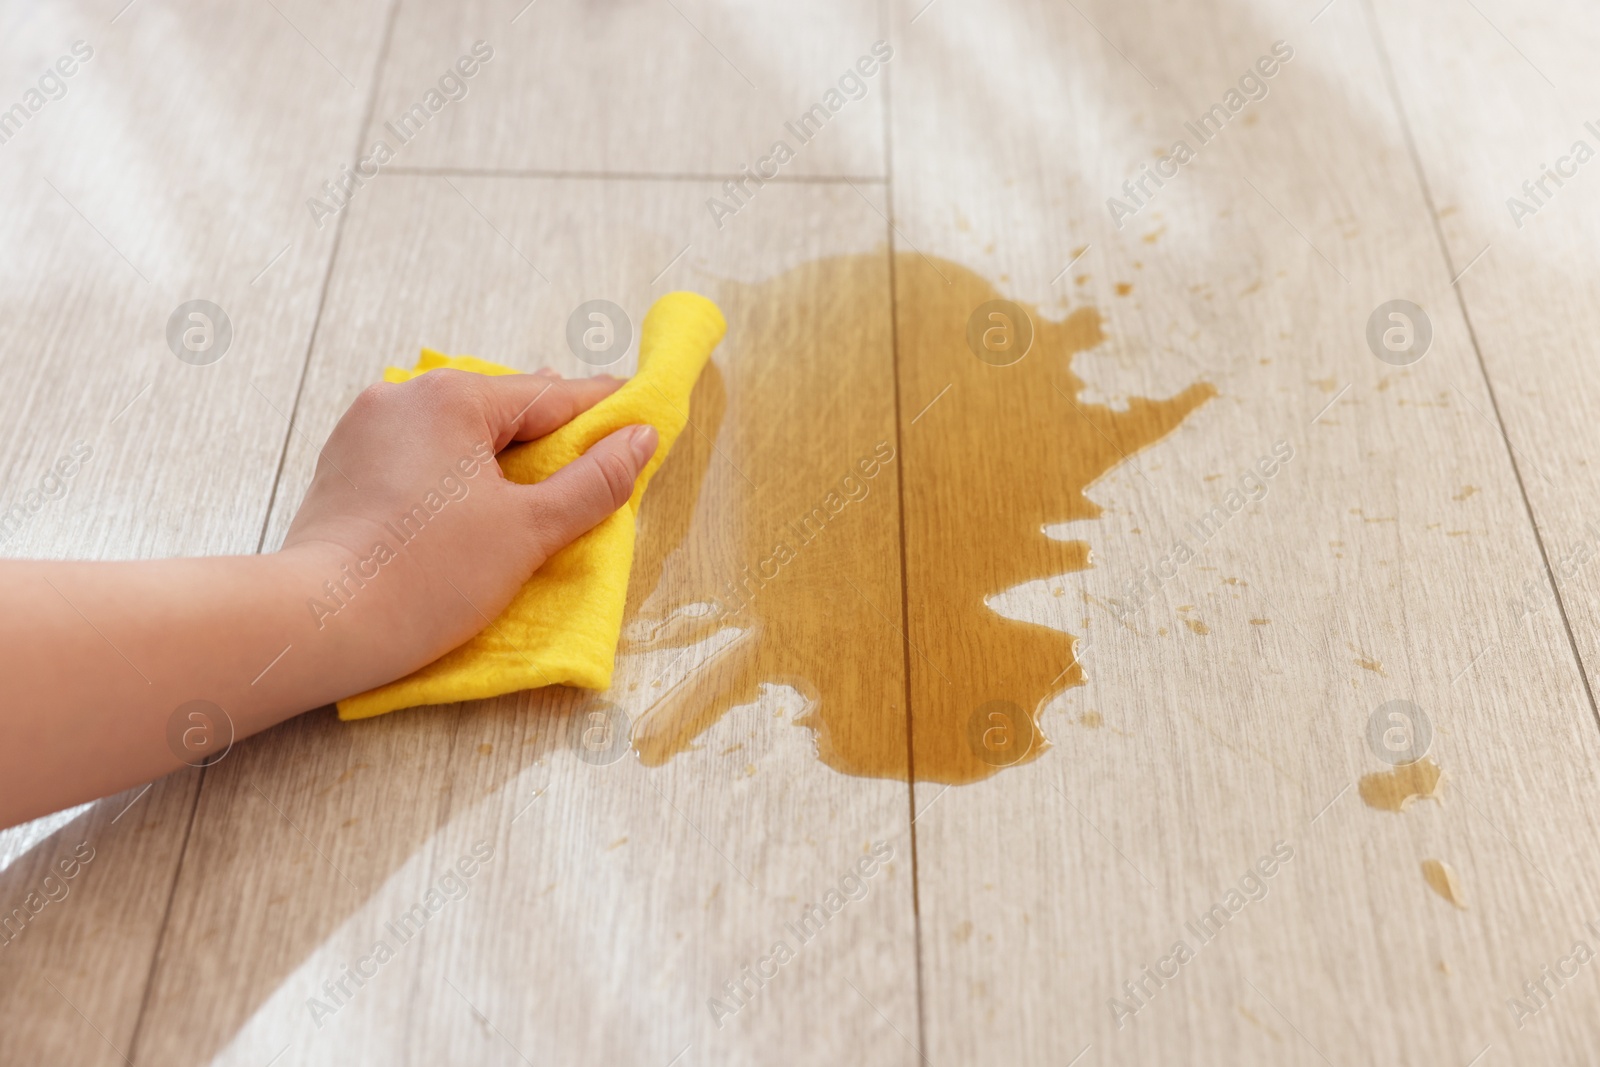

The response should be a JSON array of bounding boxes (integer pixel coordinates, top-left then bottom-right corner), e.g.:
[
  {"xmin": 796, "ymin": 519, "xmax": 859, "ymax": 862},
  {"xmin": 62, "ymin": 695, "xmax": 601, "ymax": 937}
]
[
  {"xmin": 0, "ymin": 366, "xmax": 658, "ymax": 830},
  {"xmin": 0, "ymin": 544, "xmax": 387, "ymax": 828}
]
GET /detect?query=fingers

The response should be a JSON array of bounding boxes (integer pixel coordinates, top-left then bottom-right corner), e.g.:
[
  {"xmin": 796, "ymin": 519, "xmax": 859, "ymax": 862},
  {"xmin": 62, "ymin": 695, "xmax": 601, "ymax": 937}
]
[
  {"xmin": 469, "ymin": 371, "xmax": 623, "ymax": 450},
  {"xmin": 520, "ymin": 424, "xmax": 659, "ymax": 564}
]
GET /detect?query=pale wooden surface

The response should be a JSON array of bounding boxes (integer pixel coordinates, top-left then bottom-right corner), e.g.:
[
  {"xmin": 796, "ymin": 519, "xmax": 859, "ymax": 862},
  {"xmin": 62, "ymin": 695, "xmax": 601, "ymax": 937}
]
[
  {"xmin": 5, "ymin": 0, "xmax": 1600, "ymax": 1063},
  {"xmin": 0, "ymin": 1, "xmax": 390, "ymax": 1063},
  {"xmin": 894, "ymin": 0, "xmax": 1600, "ymax": 1062},
  {"xmin": 137, "ymin": 176, "xmax": 918, "ymax": 1067}
]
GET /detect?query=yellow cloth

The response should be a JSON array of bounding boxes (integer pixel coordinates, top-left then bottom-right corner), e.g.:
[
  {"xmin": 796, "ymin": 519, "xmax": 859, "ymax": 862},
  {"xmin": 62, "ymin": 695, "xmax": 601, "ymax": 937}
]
[{"xmin": 337, "ymin": 291, "xmax": 726, "ymax": 720}]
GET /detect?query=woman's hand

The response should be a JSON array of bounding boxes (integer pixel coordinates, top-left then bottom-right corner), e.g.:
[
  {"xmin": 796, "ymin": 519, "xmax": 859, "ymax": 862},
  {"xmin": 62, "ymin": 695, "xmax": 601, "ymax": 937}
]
[
  {"xmin": 0, "ymin": 365, "xmax": 655, "ymax": 830},
  {"xmin": 281, "ymin": 368, "xmax": 657, "ymax": 682}
]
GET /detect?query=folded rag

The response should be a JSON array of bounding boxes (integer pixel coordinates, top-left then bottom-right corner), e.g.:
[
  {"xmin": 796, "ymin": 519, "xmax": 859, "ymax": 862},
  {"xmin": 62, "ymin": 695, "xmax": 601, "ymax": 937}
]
[{"xmin": 337, "ymin": 291, "xmax": 727, "ymax": 720}]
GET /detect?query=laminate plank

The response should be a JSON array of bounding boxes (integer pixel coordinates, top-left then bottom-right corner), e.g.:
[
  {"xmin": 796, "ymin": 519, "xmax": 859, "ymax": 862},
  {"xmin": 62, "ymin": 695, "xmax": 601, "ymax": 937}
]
[
  {"xmin": 888, "ymin": 0, "xmax": 1600, "ymax": 1062},
  {"xmin": 0, "ymin": 0, "xmax": 388, "ymax": 560},
  {"xmin": 1366, "ymin": 0, "xmax": 1600, "ymax": 737},
  {"xmin": 0, "ymin": 777, "xmax": 198, "ymax": 1067},
  {"xmin": 1363, "ymin": 7, "xmax": 1600, "ymax": 1052},
  {"xmin": 0, "ymin": 1, "xmax": 392, "ymax": 1061},
  {"xmin": 134, "ymin": 174, "xmax": 920, "ymax": 1065},
  {"xmin": 11, "ymin": 1, "xmax": 1598, "ymax": 1063},
  {"xmin": 363, "ymin": 0, "xmax": 888, "ymax": 178}
]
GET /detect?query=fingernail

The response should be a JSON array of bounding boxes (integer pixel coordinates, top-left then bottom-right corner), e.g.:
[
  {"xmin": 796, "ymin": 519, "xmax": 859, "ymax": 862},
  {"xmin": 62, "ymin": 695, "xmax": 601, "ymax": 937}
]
[{"xmin": 629, "ymin": 425, "xmax": 659, "ymax": 465}]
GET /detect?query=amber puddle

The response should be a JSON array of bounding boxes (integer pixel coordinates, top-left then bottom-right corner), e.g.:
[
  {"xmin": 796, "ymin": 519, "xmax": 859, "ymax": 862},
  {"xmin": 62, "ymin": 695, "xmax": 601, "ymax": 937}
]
[
  {"xmin": 603, "ymin": 253, "xmax": 1213, "ymax": 784},
  {"xmin": 1358, "ymin": 757, "xmax": 1445, "ymax": 813}
]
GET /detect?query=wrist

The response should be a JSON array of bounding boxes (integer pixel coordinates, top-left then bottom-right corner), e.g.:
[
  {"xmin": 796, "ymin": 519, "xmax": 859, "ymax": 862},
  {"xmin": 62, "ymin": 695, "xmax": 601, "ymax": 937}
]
[
  {"xmin": 241, "ymin": 542, "xmax": 381, "ymax": 717},
  {"xmin": 263, "ymin": 536, "xmax": 440, "ymax": 712}
]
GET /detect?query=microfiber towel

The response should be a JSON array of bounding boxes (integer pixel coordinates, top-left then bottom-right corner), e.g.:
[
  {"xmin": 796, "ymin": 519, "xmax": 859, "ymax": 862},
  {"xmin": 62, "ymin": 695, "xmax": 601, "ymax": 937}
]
[{"xmin": 337, "ymin": 291, "xmax": 726, "ymax": 720}]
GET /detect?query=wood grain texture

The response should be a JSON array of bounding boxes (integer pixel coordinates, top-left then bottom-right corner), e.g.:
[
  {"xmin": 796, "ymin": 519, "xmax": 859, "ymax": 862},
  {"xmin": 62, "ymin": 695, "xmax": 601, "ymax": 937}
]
[
  {"xmin": 0, "ymin": 0, "xmax": 391, "ymax": 1063},
  {"xmin": 1367, "ymin": 0, "xmax": 1600, "ymax": 740},
  {"xmin": 889, "ymin": 0, "xmax": 1600, "ymax": 1062},
  {"xmin": 134, "ymin": 175, "xmax": 919, "ymax": 1065},
  {"xmin": 0, "ymin": 776, "xmax": 199, "ymax": 1067},
  {"xmin": 366, "ymin": 0, "xmax": 887, "ymax": 178},
  {"xmin": 6, "ymin": 0, "xmax": 1600, "ymax": 1064},
  {"xmin": 1362, "ymin": 6, "xmax": 1600, "ymax": 1053},
  {"xmin": 0, "ymin": 0, "xmax": 388, "ymax": 560}
]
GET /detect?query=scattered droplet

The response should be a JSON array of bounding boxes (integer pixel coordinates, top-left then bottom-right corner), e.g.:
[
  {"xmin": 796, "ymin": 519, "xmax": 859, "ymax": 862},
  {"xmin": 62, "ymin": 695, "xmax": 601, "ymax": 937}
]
[
  {"xmin": 1359, "ymin": 758, "xmax": 1445, "ymax": 813},
  {"xmin": 1422, "ymin": 859, "xmax": 1467, "ymax": 909}
]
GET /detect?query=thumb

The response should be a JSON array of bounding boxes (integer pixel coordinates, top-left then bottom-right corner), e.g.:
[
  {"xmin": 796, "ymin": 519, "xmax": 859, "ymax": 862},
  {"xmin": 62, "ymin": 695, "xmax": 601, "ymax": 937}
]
[{"xmin": 521, "ymin": 424, "xmax": 659, "ymax": 564}]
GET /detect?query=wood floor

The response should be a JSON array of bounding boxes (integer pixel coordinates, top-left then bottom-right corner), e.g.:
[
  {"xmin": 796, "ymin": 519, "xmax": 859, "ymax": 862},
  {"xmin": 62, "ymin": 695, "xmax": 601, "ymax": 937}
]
[{"xmin": 4, "ymin": 0, "xmax": 1600, "ymax": 1063}]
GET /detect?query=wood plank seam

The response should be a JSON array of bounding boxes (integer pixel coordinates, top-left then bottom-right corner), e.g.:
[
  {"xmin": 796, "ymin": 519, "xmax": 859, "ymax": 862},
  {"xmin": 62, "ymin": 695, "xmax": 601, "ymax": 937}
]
[
  {"xmin": 124, "ymin": 767, "xmax": 205, "ymax": 1062},
  {"xmin": 878, "ymin": 0, "xmax": 931, "ymax": 1058},
  {"xmin": 1361, "ymin": 0, "xmax": 1600, "ymax": 742},
  {"xmin": 385, "ymin": 166, "xmax": 890, "ymax": 185},
  {"xmin": 250, "ymin": 0, "xmax": 407, "ymax": 563},
  {"xmin": 120, "ymin": 1, "xmax": 408, "ymax": 1058}
]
